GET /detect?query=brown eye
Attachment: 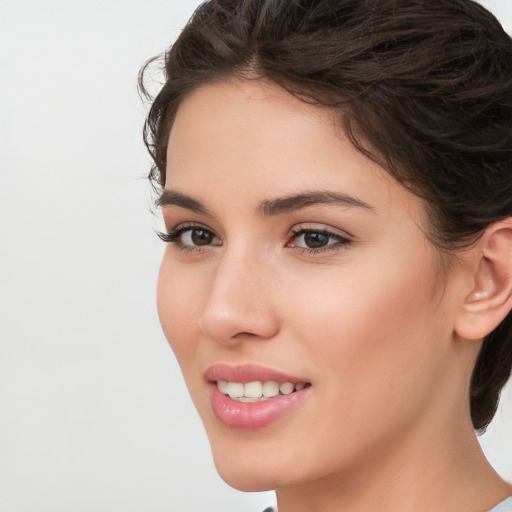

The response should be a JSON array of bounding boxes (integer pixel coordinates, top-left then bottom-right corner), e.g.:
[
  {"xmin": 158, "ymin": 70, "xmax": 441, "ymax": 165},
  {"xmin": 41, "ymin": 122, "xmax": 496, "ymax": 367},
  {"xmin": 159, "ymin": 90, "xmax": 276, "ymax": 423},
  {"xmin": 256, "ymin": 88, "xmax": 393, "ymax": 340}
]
[
  {"xmin": 302, "ymin": 232, "xmax": 329, "ymax": 248},
  {"xmin": 158, "ymin": 224, "xmax": 222, "ymax": 249},
  {"xmin": 190, "ymin": 229, "xmax": 214, "ymax": 246},
  {"xmin": 180, "ymin": 227, "xmax": 221, "ymax": 248},
  {"xmin": 289, "ymin": 228, "xmax": 351, "ymax": 253}
]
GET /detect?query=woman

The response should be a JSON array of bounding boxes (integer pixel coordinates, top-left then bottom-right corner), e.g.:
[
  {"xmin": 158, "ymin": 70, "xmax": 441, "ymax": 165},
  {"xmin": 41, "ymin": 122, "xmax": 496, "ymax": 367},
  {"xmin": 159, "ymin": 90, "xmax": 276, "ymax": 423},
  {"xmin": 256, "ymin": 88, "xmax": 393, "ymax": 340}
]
[{"xmin": 141, "ymin": 0, "xmax": 512, "ymax": 510}]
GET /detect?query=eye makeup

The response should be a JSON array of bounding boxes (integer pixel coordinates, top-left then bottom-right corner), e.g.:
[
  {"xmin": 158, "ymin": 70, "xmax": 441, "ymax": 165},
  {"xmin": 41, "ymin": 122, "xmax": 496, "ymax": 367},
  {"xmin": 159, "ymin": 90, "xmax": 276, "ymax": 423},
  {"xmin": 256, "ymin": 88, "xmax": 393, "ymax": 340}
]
[{"xmin": 157, "ymin": 221, "xmax": 352, "ymax": 256}]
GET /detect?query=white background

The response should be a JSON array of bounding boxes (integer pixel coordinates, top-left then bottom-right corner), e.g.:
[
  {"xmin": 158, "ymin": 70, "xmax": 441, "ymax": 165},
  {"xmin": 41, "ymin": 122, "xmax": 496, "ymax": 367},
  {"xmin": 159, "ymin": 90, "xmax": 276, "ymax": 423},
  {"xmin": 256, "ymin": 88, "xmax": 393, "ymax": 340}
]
[{"xmin": 0, "ymin": 1, "xmax": 510, "ymax": 511}]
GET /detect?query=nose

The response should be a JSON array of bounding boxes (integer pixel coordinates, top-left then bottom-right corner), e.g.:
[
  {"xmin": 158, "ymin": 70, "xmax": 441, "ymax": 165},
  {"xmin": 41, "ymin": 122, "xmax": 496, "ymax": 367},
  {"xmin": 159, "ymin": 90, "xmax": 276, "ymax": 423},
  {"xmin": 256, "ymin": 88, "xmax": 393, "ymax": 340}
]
[{"xmin": 198, "ymin": 248, "xmax": 280, "ymax": 346}]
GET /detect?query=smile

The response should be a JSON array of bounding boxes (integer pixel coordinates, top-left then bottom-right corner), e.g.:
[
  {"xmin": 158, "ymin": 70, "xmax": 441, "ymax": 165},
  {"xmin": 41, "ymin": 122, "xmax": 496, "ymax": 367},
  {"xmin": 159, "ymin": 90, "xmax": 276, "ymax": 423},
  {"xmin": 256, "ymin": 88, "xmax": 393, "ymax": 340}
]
[
  {"xmin": 217, "ymin": 380, "xmax": 308, "ymax": 402},
  {"xmin": 205, "ymin": 364, "xmax": 311, "ymax": 429}
]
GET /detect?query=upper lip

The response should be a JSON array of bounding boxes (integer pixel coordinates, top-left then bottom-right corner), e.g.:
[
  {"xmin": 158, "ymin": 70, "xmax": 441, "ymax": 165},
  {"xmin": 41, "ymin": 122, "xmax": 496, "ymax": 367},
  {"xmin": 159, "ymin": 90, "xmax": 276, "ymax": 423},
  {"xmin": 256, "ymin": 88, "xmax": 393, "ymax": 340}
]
[{"xmin": 204, "ymin": 364, "xmax": 309, "ymax": 384}]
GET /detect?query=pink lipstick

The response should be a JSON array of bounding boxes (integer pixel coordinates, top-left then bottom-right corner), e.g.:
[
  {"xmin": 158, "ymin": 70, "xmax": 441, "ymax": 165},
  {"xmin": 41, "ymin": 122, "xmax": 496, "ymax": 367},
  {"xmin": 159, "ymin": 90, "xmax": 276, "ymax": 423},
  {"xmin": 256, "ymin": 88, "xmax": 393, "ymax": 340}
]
[{"xmin": 205, "ymin": 364, "xmax": 311, "ymax": 429}]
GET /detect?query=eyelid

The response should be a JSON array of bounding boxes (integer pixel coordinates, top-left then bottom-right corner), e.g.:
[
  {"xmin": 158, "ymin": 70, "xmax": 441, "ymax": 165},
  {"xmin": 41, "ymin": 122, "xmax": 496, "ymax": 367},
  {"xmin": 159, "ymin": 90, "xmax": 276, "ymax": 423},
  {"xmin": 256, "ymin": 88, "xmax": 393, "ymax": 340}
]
[
  {"xmin": 157, "ymin": 222, "xmax": 222, "ymax": 247},
  {"xmin": 286, "ymin": 223, "xmax": 353, "ymax": 254},
  {"xmin": 156, "ymin": 221, "xmax": 352, "ymax": 254},
  {"xmin": 288, "ymin": 223, "xmax": 353, "ymax": 240},
  {"xmin": 168, "ymin": 220, "xmax": 213, "ymax": 232}
]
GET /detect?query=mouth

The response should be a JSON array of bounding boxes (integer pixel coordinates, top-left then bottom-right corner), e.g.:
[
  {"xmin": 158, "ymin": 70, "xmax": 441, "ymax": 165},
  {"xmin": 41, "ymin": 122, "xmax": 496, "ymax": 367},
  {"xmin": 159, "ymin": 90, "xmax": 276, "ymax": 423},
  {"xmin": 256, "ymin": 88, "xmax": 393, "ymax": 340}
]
[
  {"xmin": 204, "ymin": 364, "xmax": 311, "ymax": 429},
  {"xmin": 216, "ymin": 379, "xmax": 310, "ymax": 402}
]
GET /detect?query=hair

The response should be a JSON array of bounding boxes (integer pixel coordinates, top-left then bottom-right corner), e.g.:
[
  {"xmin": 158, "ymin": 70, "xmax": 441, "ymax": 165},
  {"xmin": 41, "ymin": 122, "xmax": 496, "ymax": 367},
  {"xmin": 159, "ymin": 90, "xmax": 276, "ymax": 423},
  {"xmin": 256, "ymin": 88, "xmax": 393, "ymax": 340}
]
[{"xmin": 140, "ymin": 0, "xmax": 512, "ymax": 432}]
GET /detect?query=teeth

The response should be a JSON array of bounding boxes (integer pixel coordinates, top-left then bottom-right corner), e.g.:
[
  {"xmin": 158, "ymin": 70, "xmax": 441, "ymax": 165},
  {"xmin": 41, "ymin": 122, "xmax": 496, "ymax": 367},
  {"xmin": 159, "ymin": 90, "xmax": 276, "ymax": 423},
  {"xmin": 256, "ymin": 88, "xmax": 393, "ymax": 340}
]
[
  {"xmin": 244, "ymin": 381, "xmax": 263, "ymax": 398},
  {"xmin": 217, "ymin": 380, "xmax": 308, "ymax": 401},
  {"xmin": 262, "ymin": 381, "xmax": 280, "ymax": 398},
  {"xmin": 227, "ymin": 382, "xmax": 244, "ymax": 399},
  {"xmin": 236, "ymin": 396, "xmax": 262, "ymax": 403},
  {"xmin": 279, "ymin": 382, "xmax": 294, "ymax": 395}
]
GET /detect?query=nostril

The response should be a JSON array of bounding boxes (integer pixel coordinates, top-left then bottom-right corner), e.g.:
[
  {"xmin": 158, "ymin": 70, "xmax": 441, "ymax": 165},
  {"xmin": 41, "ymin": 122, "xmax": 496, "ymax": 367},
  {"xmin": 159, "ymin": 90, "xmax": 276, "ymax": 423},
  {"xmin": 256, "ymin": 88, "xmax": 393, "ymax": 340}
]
[{"xmin": 233, "ymin": 331, "xmax": 258, "ymax": 338}]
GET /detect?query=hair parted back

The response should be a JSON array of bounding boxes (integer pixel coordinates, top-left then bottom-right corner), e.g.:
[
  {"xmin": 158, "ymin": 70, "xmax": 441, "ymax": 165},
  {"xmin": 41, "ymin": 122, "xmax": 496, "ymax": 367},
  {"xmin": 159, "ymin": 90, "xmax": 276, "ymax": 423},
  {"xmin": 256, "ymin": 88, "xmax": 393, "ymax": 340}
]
[{"xmin": 140, "ymin": 0, "xmax": 512, "ymax": 432}]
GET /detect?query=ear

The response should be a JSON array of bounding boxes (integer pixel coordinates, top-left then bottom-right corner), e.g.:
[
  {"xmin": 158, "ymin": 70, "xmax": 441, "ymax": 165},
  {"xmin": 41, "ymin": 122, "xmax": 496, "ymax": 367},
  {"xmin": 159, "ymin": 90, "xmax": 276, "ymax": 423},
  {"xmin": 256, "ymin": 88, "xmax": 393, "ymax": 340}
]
[{"xmin": 455, "ymin": 219, "xmax": 512, "ymax": 341}]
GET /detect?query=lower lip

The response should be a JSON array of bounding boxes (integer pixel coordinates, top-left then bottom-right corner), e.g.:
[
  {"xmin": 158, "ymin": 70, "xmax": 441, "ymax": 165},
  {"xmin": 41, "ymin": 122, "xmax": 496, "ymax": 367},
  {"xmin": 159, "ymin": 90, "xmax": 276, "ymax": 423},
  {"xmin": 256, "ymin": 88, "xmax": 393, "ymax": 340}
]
[{"xmin": 209, "ymin": 384, "xmax": 309, "ymax": 429}]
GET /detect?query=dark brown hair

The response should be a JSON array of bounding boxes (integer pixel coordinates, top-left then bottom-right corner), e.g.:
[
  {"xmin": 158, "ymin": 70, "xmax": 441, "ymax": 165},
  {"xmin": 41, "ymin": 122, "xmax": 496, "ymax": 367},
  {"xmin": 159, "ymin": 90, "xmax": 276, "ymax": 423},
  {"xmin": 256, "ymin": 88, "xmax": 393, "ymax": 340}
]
[{"xmin": 140, "ymin": 0, "xmax": 512, "ymax": 432}]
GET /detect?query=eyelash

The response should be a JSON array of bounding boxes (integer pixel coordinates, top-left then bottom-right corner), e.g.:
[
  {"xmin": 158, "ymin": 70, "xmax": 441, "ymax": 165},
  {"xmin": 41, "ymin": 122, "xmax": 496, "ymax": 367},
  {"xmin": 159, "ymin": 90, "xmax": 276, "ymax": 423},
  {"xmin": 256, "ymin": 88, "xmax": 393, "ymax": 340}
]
[
  {"xmin": 157, "ymin": 223, "xmax": 220, "ymax": 253},
  {"xmin": 287, "ymin": 225, "xmax": 352, "ymax": 254},
  {"xmin": 157, "ymin": 223, "xmax": 352, "ymax": 254}
]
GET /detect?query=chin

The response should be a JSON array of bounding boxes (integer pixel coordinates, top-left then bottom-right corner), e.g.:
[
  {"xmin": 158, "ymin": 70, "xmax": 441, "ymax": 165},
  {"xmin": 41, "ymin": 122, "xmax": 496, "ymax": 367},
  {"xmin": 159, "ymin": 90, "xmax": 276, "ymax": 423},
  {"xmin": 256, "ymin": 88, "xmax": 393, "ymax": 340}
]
[
  {"xmin": 213, "ymin": 457, "xmax": 282, "ymax": 492},
  {"xmin": 208, "ymin": 435, "xmax": 293, "ymax": 492}
]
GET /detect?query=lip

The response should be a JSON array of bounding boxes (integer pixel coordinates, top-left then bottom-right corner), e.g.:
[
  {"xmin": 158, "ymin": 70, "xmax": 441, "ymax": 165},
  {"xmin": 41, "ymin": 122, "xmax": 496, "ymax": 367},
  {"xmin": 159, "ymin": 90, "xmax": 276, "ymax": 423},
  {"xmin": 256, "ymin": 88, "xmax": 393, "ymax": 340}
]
[
  {"xmin": 205, "ymin": 364, "xmax": 311, "ymax": 429},
  {"xmin": 204, "ymin": 363, "xmax": 308, "ymax": 384}
]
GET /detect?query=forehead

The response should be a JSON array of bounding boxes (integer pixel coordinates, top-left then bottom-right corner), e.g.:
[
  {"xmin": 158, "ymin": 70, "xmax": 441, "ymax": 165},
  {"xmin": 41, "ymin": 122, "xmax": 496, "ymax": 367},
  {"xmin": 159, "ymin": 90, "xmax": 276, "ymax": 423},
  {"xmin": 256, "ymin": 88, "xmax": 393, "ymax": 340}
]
[
  {"xmin": 165, "ymin": 79, "xmax": 424, "ymax": 224},
  {"xmin": 167, "ymin": 79, "xmax": 339, "ymax": 170}
]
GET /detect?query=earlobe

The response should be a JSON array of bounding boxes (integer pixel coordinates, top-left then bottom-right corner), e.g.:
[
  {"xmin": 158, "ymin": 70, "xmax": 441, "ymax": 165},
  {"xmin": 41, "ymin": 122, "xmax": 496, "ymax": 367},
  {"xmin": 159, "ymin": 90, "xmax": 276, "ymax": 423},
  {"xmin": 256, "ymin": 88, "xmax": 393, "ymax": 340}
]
[{"xmin": 455, "ymin": 219, "xmax": 512, "ymax": 340}]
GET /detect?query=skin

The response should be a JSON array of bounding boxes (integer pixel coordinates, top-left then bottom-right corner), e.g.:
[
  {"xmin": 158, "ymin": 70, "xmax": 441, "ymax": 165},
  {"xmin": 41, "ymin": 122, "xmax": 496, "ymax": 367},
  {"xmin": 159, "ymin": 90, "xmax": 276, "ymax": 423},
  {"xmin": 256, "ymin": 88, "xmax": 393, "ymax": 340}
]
[{"xmin": 157, "ymin": 79, "xmax": 511, "ymax": 512}]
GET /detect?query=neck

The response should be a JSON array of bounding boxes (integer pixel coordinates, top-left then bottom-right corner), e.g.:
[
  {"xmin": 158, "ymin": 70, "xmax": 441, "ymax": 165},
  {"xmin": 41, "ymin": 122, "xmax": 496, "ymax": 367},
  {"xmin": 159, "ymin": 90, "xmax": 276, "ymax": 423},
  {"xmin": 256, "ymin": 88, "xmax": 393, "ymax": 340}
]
[{"xmin": 275, "ymin": 418, "xmax": 511, "ymax": 512}]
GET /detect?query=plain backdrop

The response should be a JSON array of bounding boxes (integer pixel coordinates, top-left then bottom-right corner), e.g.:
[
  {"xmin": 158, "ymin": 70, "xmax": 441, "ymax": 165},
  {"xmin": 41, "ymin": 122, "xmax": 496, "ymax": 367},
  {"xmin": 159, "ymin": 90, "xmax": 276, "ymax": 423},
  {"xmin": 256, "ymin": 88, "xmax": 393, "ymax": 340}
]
[{"xmin": 0, "ymin": 1, "xmax": 511, "ymax": 511}]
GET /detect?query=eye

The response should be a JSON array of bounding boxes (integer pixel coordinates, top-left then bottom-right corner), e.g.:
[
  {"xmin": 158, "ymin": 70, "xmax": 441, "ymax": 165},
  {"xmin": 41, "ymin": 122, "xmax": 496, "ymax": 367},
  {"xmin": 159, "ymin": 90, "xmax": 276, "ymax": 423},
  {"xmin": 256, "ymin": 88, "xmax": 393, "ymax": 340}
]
[
  {"xmin": 288, "ymin": 226, "xmax": 351, "ymax": 253},
  {"xmin": 157, "ymin": 224, "xmax": 222, "ymax": 250},
  {"xmin": 180, "ymin": 228, "xmax": 219, "ymax": 247},
  {"xmin": 295, "ymin": 231, "xmax": 331, "ymax": 249}
]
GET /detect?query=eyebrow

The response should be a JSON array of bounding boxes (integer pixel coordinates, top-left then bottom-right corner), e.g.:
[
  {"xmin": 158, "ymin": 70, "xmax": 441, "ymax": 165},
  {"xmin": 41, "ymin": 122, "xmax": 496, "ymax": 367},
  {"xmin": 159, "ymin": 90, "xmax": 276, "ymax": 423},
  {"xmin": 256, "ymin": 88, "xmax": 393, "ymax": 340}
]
[
  {"xmin": 258, "ymin": 191, "xmax": 374, "ymax": 216},
  {"xmin": 157, "ymin": 190, "xmax": 210, "ymax": 215},
  {"xmin": 157, "ymin": 189, "xmax": 374, "ymax": 216}
]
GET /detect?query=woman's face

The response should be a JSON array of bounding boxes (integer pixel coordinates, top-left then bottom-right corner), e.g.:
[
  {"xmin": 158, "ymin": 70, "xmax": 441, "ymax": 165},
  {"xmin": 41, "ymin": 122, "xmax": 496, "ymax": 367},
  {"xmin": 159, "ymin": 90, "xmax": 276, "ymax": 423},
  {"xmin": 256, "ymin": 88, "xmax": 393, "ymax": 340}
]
[{"xmin": 157, "ymin": 80, "xmax": 466, "ymax": 492}]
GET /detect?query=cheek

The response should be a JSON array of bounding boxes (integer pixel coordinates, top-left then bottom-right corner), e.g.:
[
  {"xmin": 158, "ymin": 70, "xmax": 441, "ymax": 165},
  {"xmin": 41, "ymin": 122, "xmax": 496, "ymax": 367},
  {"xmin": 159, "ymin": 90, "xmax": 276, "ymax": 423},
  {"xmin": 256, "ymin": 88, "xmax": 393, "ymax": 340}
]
[
  {"xmin": 156, "ymin": 254, "xmax": 205, "ymax": 364},
  {"xmin": 281, "ymin": 248, "xmax": 451, "ymax": 414}
]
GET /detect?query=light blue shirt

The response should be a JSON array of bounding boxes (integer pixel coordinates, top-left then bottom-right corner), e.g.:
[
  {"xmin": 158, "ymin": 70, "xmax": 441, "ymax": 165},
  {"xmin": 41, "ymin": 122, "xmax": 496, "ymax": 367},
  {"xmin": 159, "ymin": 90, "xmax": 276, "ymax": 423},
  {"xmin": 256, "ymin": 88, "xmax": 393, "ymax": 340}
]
[
  {"xmin": 490, "ymin": 496, "xmax": 512, "ymax": 512},
  {"xmin": 263, "ymin": 496, "xmax": 512, "ymax": 512}
]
